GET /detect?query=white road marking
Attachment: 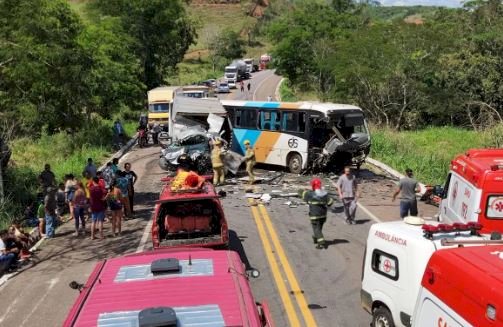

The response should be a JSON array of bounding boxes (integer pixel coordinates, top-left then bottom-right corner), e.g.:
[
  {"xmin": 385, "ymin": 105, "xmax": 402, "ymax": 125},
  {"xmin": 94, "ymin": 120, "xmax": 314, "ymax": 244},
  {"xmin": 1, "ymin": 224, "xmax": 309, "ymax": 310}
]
[
  {"xmin": 136, "ymin": 218, "xmax": 153, "ymax": 253},
  {"xmin": 253, "ymin": 71, "xmax": 276, "ymax": 101},
  {"xmin": 357, "ymin": 202, "xmax": 382, "ymax": 223},
  {"xmin": 18, "ymin": 277, "xmax": 59, "ymax": 327}
]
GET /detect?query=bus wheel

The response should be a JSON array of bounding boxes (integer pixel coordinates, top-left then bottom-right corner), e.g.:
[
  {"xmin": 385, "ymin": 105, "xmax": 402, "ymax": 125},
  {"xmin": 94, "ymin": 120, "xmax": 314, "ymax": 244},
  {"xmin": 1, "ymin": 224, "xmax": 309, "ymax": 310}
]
[{"xmin": 287, "ymin": 153, "xmax": 302, "ymax": 174}]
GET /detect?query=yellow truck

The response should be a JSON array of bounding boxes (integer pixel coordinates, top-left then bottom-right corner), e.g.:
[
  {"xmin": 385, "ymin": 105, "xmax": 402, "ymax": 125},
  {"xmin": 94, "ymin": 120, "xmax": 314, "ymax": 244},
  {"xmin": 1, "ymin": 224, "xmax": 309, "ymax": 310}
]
[{"xmin": 147, "ymin": 86, "xmax": 180, "ymax": 131}]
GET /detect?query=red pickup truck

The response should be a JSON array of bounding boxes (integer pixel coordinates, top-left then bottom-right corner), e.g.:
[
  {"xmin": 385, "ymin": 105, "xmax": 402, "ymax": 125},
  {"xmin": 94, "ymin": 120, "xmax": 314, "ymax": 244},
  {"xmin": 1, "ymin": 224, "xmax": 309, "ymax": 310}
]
[{"xmin": 151, "ymin": 177, "xmax": 229, "ymax": 249}]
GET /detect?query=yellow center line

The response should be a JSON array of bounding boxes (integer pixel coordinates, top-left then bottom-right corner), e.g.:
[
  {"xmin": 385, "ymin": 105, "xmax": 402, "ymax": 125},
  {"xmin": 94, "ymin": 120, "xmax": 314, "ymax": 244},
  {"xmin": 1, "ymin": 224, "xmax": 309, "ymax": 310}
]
[
  {"xmin": 258, "ymin": 204, "xmax": 318, "ymax": 327},
  {"xmin": 248, "ymin": 199, "xmax": 302, "ymax": 327}
]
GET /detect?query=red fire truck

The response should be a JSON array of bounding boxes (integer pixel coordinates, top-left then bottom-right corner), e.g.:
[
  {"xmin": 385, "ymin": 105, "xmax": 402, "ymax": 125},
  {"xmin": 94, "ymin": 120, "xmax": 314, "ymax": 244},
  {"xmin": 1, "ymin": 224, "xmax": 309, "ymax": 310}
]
[
  {"xmin": 438, "ymin": 148, "xmax": 503, "ymax": 233},
  {"xmin": 151, "ymin": 177, "xmax": 229, "ymax": 249}
]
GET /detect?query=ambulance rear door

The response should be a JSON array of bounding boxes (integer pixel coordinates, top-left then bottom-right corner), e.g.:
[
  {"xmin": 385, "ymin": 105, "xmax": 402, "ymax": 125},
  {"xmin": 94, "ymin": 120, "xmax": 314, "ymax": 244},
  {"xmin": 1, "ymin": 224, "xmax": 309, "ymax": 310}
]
[
  {"xmin": 412, "ymin": 288, "xmax": 471, "ymax": 327},
  {"xmin": 440, "ymin": 172, "xmax": 481, "ymax": 223}
]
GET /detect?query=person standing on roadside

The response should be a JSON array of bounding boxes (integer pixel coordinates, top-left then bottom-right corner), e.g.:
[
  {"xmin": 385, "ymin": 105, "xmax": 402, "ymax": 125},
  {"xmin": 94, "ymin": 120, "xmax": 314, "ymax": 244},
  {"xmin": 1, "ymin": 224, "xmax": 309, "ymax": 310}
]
[
  {"xmin": 123, "ymin": 163, "xmax": 138, "ymax": 217},
  {"xmin": 116, "ymin": 171, "xmax": 131, "ymax": 218},
  {"xmin": 247, "ymin": 82, "xmax": 251, "ymax": 93},
  {"xmin": 111, "ymin": 158, "xmax": 119, "ymax": 176},
  {"xmin": 44, "ymin": 186, "xmax": 57, "ymax": 238},
  {"xmin": 335, "ymin": 167, "xmax": 359, "ymax": 225},
  {"xmin": 102, "ymin": 162, "xmax": 114, "ymax": 190},
  {"xmin": 84, "ymin": 158, "xmax": 97, "ymax": 178},
  {"xmin": 243, "ymin": 140, "xmax": 255, "ymax": 185},
  {"xmin": 392, "ymin": 168, "xmax": 419, "ymax": 218},
  {"xmin": 65, "ymin": 174, "xmax": 77, "ymax": 219},
  {"xmin": 72, "ymin": 182, "xmax": 87, "ymax": 236},
  {"xmin": 38, "ymin": 164, "xmax": 55, "ymax": 193},
  {"xmin": 106, "ymin": 180, "xmax": 123, "ymax": 237},
  {"xmin": 240, "ymin": 81, "xmax": 244, "ymax": 92},
  {"xmin": 37, "ymin": 196, "xmax": 46, "ymax": 238},
  {"xmin": 211, "ymin": 139, "xmax": 225, "ymax": 186},
  {"xmin": 299, "ymin": 178, "xmax": 334, "ymax": 249},
  {"xmin": 89, "ymin": 177, "xmax": 106, "ymax": 240}
]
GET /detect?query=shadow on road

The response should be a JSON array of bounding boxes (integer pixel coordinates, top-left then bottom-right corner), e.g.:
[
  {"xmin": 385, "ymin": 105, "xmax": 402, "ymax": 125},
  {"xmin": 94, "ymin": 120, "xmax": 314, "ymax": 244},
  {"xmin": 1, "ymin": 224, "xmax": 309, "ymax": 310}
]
[
  {"xmin": 228, "ymin": 229, "xmax": 256, "ymax": 271},
  {"xmin": 324, "ymin": 239, "xmax": 349, "ymax": 248}
]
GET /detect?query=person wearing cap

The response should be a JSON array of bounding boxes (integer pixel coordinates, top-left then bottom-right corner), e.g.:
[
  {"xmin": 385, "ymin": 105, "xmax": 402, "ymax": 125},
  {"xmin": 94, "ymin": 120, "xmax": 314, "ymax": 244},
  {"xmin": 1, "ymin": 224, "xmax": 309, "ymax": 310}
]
[
  {"xmin": 211, "ymin": 139, "xmax": 225, "ymax": 186},
  {"xmin": 335, "ymin": 166, "xmax": 359, "ymax": 224},
  {"xmin": 392, "ymin": 168, "xmax": 419, "ymax": 218},
  {"xmin": 299, "ymin": 178, "xmax": 334, "ymax": 249},
  {"xmin": 243, "ymin": 140, "xmax": 255, "ymax": 185}
]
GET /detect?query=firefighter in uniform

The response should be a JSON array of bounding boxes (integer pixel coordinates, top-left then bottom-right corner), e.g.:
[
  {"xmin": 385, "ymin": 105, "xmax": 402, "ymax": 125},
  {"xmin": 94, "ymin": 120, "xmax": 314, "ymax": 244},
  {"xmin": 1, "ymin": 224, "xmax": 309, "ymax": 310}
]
[
  {"xmin": 243, "ymin": 140, "xmax": 255, "ymax": 184},
  {"xmin": 299, "ymin": 178, "xmax": 334, "ymax": 249},
  {"xmin": 211, "ymin": 139, "xmax": 225, "ymax": 186}
]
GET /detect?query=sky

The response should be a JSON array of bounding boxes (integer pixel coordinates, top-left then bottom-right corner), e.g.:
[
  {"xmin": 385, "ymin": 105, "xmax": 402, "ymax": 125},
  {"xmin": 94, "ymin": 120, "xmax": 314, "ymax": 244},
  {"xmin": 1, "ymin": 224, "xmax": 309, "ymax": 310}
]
[{"xmin": 380, "ymin": 0, "xmax": 463, "ymax": 7}]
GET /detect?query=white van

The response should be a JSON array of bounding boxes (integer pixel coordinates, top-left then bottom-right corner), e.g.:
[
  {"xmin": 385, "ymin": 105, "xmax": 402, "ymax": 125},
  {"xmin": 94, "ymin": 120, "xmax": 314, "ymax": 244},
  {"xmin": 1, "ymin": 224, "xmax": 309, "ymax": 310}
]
[{"xmin": 361, "ymin": 217, "xmax": 499, "ymax": 327}]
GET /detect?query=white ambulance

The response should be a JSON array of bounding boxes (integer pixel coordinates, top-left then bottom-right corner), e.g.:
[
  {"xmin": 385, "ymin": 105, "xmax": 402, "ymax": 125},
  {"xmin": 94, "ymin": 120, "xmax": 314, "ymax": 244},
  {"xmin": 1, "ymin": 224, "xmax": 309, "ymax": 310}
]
[
  {"xmin": 361, "ymin": 217, "xmax": 503, "ymax": 327},
  {"xmin": 413, "ymin": 244, "xmax": 503, "ymax": 327},
  {"xmin": 438, "ymin": 148, "xmax": 503, "ymax": 233}
]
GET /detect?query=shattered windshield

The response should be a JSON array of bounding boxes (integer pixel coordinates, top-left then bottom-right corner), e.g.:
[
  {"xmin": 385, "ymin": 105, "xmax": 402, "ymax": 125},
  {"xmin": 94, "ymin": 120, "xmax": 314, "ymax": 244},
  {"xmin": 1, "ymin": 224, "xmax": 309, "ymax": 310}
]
[{"xmin": 329, "ymin": 113, "xmax": 368, "ymax": 139}]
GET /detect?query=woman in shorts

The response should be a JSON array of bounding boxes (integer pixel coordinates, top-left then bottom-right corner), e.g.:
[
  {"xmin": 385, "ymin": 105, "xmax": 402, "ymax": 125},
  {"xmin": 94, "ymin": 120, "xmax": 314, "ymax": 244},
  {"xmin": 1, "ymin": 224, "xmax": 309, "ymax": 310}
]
[{"xmin": 106, "ymin": 180, "xmax": 123, "ymax": 237}]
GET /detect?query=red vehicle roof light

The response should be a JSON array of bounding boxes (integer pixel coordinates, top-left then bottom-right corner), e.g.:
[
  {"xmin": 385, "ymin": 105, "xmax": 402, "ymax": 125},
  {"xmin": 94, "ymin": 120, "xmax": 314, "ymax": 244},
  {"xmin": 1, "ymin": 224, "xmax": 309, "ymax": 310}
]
[
  {"xmin": 452, "ymin": 223, "xmax": 468, "ymax": 231},
  {"xmin": 422, "ymin": 224, "xmax": 439, "ymax": 239}
]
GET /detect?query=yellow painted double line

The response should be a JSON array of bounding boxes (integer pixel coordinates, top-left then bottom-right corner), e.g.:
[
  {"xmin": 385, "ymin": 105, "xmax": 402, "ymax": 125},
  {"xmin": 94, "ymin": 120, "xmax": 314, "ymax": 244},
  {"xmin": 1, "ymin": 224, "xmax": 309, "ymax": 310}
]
[{"xmin": 248, "ymin": 200, "xmax": 317, "ymax": 327}]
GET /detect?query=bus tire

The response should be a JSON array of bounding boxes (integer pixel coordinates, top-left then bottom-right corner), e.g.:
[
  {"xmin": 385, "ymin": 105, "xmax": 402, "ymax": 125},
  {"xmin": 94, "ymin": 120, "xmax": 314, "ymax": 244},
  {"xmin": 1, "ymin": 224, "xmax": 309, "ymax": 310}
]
[
  {"xmin": 372, "ymin": 306, "xmax": 395, "ymax": 327},
  {"xmin": 287, "ymin": 153, "xmax": 302, "ymax": 174}
]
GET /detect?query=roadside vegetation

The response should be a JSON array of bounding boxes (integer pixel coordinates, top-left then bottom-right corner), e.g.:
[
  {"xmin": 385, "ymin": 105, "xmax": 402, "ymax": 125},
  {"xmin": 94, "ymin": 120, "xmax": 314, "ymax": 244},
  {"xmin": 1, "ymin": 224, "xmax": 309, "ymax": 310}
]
[
  {"xmin": 269, "ymin": 0, "xmax": 503, "ymax": 183},
  {"xmin": 0, "ymin": 0, "xmax": 196, "ymax": 228},
  {"xmin": 371, "ymin": 124, "xmax": 503, "ymax": 185}
]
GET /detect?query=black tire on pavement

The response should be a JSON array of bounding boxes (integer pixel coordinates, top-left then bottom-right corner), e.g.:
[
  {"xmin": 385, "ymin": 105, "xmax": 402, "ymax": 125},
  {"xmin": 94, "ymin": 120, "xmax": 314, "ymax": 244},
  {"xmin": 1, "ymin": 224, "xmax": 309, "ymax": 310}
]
[{"xmin": 372, "ymin": 307, "xmax": 395, "ymax": 327}]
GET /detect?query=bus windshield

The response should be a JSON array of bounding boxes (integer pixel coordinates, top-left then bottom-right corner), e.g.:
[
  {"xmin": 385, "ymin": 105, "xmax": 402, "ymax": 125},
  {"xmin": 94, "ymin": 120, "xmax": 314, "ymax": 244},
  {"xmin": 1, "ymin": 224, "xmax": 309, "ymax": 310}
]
[
  {"xmin": 329, "ymin": 112, "xmax": 368, "ymax": 139},
  {"xmin": 149, "ymin": 103, "xmax": 170, "ymax": 113}
]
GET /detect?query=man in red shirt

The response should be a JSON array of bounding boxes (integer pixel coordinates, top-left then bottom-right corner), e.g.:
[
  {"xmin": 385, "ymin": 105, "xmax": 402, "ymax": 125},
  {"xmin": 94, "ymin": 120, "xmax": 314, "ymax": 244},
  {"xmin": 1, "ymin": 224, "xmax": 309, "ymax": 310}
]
[{"xmin": 89, "ymin": 177, "xmax": 106, "ymax": 240}]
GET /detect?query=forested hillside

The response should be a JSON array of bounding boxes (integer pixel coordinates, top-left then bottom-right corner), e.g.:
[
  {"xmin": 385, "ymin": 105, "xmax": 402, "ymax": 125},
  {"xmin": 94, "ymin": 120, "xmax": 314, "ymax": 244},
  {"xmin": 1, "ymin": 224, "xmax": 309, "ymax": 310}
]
[{"xmin": 267, "ymin": 0, "xmax": 503, "ymax": 131}]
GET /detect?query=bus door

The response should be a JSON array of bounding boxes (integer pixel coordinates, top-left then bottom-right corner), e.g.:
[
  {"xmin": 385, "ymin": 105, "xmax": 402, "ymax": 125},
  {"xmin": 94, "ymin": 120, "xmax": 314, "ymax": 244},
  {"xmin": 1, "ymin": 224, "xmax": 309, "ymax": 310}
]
[
  {"xmin": 280, "ymin": 110, "xmax": 308, "ymax": 161},
  {"xmin": 257, "ymin": 110, "xmax": 282, "ymax": 165}
]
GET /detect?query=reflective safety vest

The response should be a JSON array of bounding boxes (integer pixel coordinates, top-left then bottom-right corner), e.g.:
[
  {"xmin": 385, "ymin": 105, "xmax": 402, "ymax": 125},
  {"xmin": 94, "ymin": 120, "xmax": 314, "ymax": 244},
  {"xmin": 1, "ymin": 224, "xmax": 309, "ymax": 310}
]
[
  {"xmin": 211, "ymin": 148, "xmax": 224, "ymax": 168},
  {"xmin": 299, "ymin": 189, "xmax": 334, "ymax": 219}
]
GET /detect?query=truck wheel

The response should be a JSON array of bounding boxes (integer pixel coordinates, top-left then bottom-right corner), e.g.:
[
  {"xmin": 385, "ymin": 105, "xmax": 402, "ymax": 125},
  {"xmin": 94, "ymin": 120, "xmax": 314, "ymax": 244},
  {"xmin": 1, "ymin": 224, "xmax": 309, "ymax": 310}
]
[
  {"xmin": 287, "ymin": 153, "xmax": 302, "ymax": 174},
  {"xmin": 372, "ymin": 307, "xmax": 395, "ymax": 327}
]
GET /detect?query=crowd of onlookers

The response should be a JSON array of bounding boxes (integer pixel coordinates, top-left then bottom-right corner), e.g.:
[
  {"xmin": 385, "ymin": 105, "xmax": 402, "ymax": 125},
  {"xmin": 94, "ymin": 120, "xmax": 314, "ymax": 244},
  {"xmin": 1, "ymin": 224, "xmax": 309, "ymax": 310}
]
[{"xmin": 0, "ymin": 157, "xmax": 138, "ymax": 275}]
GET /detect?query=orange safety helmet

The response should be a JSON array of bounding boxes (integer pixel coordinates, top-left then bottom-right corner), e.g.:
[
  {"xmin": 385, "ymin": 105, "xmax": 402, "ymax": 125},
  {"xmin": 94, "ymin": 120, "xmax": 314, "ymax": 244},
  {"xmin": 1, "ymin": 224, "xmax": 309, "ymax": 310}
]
[{"xmin": 311, "ymin": 178, "xmax": 322, "ymax": 190}]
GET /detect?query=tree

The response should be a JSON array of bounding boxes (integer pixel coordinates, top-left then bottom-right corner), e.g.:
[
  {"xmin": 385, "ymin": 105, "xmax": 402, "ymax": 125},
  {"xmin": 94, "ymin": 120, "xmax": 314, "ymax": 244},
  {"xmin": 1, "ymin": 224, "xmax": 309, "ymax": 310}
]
[
  {"xmin": 0, "ymin": 0, "xmax": 87, "ymax": 133},
  {"xmin": 78, "ymin": 17, "xmax": 145, "ymax": 119},
  {"xmin": 212, "ymin": 29, "xmax": 246, "ymax": 62},
  {"xmin": 92, "ymin": 0, "xmax": 196, "ymax": 90}
]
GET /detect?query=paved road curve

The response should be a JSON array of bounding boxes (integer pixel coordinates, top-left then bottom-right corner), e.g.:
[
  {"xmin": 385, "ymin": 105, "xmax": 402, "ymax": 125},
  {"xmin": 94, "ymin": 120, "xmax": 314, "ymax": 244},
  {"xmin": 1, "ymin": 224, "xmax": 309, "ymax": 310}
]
[{"xmin": 0, "ymin": 70, "xmax": 436, "ymax": 327}]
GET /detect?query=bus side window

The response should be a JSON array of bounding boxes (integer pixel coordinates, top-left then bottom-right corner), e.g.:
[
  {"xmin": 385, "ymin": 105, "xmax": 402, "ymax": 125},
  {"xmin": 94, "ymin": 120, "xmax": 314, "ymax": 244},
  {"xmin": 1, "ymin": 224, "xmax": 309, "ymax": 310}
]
[
  {"xmin": 260, "ymin": 110, "xmax": 280, "ymax": 131},
  {"xmin": 282, "ymin": 112, "xmax": 306, "ymax": 133},
  {"xmin": 236, "ymin": 108, "xmax": 258, "ymax": 128}
]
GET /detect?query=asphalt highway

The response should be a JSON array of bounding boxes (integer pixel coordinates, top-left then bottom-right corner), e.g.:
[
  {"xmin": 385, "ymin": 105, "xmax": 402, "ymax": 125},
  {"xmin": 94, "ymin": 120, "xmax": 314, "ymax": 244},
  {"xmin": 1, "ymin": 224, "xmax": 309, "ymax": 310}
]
[{"xmin": 0, "ymin": 70, "xmax": 436, "ymax": 327}]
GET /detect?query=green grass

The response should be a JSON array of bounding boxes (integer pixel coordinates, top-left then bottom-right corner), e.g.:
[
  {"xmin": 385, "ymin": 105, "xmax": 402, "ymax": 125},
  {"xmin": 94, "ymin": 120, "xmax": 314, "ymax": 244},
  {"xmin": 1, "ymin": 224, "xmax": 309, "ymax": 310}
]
[
  {"xmin": 168, "ymin": 59, "xmax": 223, "ymax": 86},
  {"xmin": 279, "ymin": 79, "xmax": 298, "ymax": 101},
  {"xmin": 370, "ymin": 125, "xmax": 503, "ymax": 185}
]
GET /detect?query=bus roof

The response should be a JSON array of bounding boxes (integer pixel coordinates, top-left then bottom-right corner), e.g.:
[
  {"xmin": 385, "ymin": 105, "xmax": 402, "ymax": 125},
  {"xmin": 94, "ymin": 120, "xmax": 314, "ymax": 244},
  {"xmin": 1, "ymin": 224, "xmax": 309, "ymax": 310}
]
[
  {"xmin": 64, "ymin": 249, "xmax": 262, "ymax": 327},
  {"xmin": 148, "ymin": 86, "xmax": 180, "ymax": 103},
  {"xmin": 220, "ymin": 100, "xmax": 362, "ymax": 115}
]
